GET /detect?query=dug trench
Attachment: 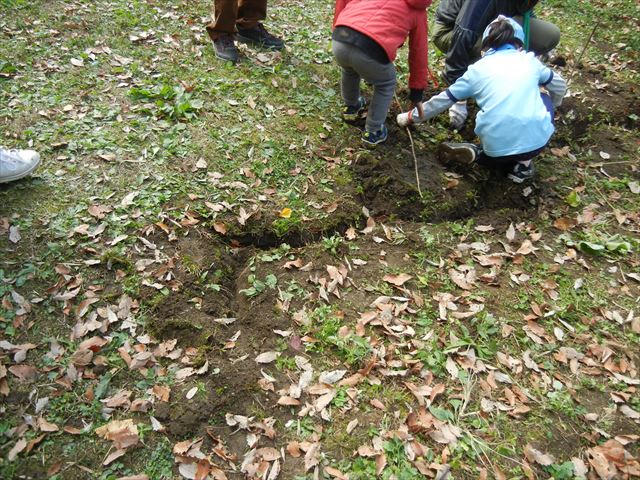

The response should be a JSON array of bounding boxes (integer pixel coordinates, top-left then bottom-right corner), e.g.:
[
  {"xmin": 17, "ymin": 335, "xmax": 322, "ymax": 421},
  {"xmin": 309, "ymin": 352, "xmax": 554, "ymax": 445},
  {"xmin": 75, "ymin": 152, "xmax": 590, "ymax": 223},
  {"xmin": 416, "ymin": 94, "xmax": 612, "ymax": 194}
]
[
  {"xmin": 144, "ymin": 130, "xmax": 551, "ymax": 434},
  {"xmin": 138, "ymin": 74, "xmax": 639, "ymax": 477},
  {"xmin": 140, "ymin": 184, "xmax": 543, "ymax": 475}
]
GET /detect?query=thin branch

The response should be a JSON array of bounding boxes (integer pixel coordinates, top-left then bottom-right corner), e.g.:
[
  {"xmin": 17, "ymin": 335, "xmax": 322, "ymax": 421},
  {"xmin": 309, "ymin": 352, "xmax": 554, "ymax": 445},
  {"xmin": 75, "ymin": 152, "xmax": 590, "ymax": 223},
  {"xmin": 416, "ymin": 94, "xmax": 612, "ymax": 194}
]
[{"xmin": 393, "ymin": 93, "xmax": 423, "ymax": 198}]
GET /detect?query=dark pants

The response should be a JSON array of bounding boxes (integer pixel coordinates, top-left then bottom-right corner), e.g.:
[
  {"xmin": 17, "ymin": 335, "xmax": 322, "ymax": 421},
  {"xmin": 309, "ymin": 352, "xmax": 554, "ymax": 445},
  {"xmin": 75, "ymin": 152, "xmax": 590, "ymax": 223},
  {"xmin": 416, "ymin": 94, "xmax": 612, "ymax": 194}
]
[
  {"xmin": 433, "ymin": 15, "xmax": 560, "ymax": 59},
  {"xmin": 206, "ymin": 0, "xmax": 267, "ymax": 40},
  {"xmin": 477, "ymin": 93, "xmax": 554, "ymax": 168}
]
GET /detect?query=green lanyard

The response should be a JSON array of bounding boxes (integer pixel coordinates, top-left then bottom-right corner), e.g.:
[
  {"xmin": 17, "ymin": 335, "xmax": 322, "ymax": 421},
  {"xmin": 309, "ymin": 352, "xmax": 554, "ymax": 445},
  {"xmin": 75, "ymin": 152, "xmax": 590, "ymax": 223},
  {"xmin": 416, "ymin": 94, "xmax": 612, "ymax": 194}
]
[{"xmin": 523, "ymin": 10, "xmax": 531, "ymax": 50}]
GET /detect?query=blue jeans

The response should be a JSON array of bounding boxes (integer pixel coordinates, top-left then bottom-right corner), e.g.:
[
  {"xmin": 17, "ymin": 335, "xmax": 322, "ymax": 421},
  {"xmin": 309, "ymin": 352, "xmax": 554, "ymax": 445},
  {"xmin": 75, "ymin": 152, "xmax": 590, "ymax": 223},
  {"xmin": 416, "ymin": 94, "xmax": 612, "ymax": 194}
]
[{"xmin": 477, "ymin": 92, "xmax": 553, "ymax": 168}]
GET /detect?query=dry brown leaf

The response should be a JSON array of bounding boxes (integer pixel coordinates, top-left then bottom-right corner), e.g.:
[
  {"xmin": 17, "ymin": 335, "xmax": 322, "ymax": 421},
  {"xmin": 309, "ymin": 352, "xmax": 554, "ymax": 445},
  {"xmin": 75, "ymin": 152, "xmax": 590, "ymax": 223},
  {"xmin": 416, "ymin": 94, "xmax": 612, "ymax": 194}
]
[
  {"xmin": 383, "ymin": 273, "xmax": 412, "ymax": 287},
  {"xmin": 104, "ymin": 448, "xmax": 127, "ymax": 466},
  {"xmin": 287, "ymin": 441, "xmax": 302, "ymax": 458},
  {"xmin": 95, "ymin": 419, "xmax": 139, "ymax": 449},
  {"xmin": 37, "ymin": 417, "xmax": 59, "ymax": 432},
  {"xmin": 324, "ymin": 466, "xmax": 348, "ymax": 479},
  {"xmin": 8, "ymin": 364, "xmax": 37, "ymax": 381},
  {"xmin": 524, "ymin": 443, "xmax": 555, "ymax": 466},
  {"xmin": 213, "ymin": 222, "xmax": 227, "ymax": 235},
  {"xmin": 8, "ymin": 438, "xmax": 27, "ymax": 461},
  {"xmin": 553, "ymin": 217, "xmax": 577, "ymax": 231},
  {"xmin": 255, "ymin": 351, "xmax": 280, "ymax": 364},
  {"xmin": 304, "ymin": 442, "xmax": 320, "ymax": 471}
]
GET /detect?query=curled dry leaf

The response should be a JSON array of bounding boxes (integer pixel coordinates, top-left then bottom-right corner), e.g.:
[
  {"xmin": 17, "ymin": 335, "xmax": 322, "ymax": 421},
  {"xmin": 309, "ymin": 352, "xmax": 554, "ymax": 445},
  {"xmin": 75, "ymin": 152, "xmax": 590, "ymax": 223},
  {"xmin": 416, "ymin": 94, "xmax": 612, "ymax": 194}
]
[
  {"xmin": 37, "ymin": 416, "xmax": 59, "ymax": 432},
  {"xmin": 383, "ymin": 273, "xmax": 412, "ymax": 287},
  {"xmin": 95, "ymin": 419, "xmax": 139, "ymax": 449},
  {"xmin": 8, "ymin": 438, "xmax": 27, "ymax": 461},
  {"xmin": 186, "ymin": 386, "xmax": 198, "ymax": 400},
  {"xmin": 524, "ymin": 443, "xmax": 555, "ymax": 466},
  {"xmin": 346, "ymin": 418, "xmax": 358, "ymax": 434},
  {"xmin": 255, "ymin": 351, "xmax": 280, "ymax": 364},
  {"xmin": 8, "ymin": 364, "xmax": 37, "ymax": 382},
  {"xmin": 325, "ymin": 466, "xmax": 349, "ymax": 480}
]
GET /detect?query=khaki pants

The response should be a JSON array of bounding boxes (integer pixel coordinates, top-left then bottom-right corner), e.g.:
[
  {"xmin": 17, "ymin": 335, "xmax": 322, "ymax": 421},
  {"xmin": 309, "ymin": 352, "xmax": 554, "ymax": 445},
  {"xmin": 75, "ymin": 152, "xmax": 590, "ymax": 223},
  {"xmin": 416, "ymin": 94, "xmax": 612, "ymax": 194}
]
[
  {"xmin": 432, "ymin": 15, "xmax": 560, "ymax": 59},
  {"xmin": 206, "ymin": 0, "xmax": 267, "ymax": 40}
]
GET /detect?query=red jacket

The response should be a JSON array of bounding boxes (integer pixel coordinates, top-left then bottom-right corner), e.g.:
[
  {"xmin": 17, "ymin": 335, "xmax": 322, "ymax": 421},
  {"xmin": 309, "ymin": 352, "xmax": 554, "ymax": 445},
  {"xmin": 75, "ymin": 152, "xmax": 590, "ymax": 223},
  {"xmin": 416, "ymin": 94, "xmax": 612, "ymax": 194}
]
[{"xmin": 333, "ymin": 0, "xmax": 432, "ymax": 90}]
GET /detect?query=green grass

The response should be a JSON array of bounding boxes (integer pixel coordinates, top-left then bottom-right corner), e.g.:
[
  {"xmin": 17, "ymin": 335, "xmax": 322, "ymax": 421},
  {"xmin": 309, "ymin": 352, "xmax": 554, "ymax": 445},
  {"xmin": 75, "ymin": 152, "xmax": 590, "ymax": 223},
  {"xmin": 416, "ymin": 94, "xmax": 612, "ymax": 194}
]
[{"xmin": 1, "ymin": 1, "xmax": 639, "ymax": 478}]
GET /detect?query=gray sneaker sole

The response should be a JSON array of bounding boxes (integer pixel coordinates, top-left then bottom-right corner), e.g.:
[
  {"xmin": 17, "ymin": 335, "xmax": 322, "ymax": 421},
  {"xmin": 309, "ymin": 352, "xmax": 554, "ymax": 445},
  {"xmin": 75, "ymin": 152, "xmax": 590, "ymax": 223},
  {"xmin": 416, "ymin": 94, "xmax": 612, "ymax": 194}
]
[
  {"xmin": 214, "ymin": 49, "xmax": 238, "ymax": 63},
  {"xmin": 0, "ymin": 159, "xmax": 41, "ymax": 183},
  {"xmin": 437, "ymin": 143, "xmax": 476, "ymax": 168},
  {"xmin": 235, "ymin": 34, "xmax": 284, "ymax": 50},
  {"xmin": 507, "ymin": 172, "xmax": 534, "ymax": 183}
]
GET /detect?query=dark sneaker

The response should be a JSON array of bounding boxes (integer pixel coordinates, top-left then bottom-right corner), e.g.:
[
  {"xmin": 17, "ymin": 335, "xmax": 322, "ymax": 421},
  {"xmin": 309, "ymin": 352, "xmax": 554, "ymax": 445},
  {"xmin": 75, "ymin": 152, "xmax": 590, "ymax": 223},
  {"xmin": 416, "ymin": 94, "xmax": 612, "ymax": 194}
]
[
  {"xmin": 437, "ymin": 142, "xmax": 479, "ymax": 168},
  {"xmin": 236, "ymin": 23, "xmax": 284, "ymax": 50},
  {"xmin": 362, "ymin": 125, "xmax": 388, "ymax": 146},
  {"xmin": 507, "ymin": 162, "xmax": 535, "ymax": 183},
  {"xmin": 213, "ymin": 34, "xmax": 239, "ymax": 63},
  {"xmin": 342, "ymin": 96, "xmax": 367, "ymax": 122}
]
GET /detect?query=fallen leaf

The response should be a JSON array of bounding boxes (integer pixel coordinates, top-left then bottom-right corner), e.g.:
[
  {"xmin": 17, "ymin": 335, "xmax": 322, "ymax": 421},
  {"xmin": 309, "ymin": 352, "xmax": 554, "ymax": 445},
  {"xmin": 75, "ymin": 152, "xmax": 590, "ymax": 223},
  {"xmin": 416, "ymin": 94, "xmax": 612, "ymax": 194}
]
[
  {"xmin": 120, "ymin": 191, "xmax": 139, "ymax": 208},
  {"xmin": 213, "ymin": 222, "xmax": 227, "ymax": 235},
  {"xmin": 255, "ymin": 351, "xmax": 280, "ymax": 364},
  {"xmin": 8, "ymin": 438, "xmax": 27, "ymax": 461},
  {"xmin": 186, "ymin": 386, "xmax": 198, "ymax": 399},
  {"xmin": 104, "ymin": 448, "xmax": 127, "ymax": 466},
  {"xmin": 95, "ymin": 419, "xmax": 139, "ymax": 449},
  {"xmin": 279, "ymin": 208, "xmax": 292, "ymax": 219},
  {"xmin": 37, "ymin": 417, "xmax": 59, "ymax": 432},
  {"xmin": 8, "ymin": 364, "xmax": 37, "ymax": 381},
  {"xmin": 9, "ymin": 225, "xmax": 21, "ymax": 243},
  {"xmin": 383, "ymin": 273, "xmax": 412, "ymax": 287},
  {"xmin": 524, "ymin": 444, "xmax": 555, "ymax": 466}
]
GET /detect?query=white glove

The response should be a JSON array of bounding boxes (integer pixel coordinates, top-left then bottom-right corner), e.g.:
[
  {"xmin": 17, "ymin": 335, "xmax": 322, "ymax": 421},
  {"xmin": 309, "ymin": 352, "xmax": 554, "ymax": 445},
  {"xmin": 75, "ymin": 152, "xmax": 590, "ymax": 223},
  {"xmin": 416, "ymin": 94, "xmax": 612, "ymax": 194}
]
[
  {"xmin": 448, "ymin": 101, "xmax": 467, "ymax": 129},
  {"xmin": 397, "ymin": 112, "xmax": 411, "ymax": 128},
  {"xmin": 397, "ymin": 103, "xmax": 424, "ymax": 127}
]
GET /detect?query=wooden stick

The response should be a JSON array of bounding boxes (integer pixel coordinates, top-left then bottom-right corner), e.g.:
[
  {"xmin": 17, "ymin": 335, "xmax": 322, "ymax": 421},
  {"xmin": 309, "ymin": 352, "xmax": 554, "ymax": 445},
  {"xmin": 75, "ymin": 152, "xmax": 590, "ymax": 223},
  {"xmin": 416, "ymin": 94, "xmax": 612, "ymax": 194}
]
[
  {"xmin": 568, "ymin": 17, "xmax": 602, "ymax": 82},
  {"xmin": 394, "ymin": 93, "xmax": 423, "ymax": 198}
]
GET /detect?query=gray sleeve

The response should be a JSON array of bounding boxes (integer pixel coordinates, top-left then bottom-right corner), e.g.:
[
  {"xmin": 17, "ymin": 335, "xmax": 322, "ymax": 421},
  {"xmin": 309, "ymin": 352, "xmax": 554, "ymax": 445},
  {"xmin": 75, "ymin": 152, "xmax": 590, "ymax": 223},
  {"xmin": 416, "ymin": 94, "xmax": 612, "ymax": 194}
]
[
  {"xmin": 421, "ymin": 91, "xmax": 456, "ymax": 121},
  {"xmin": 544, "ymin": 70, "xmax": 567, "ymax": 108}
]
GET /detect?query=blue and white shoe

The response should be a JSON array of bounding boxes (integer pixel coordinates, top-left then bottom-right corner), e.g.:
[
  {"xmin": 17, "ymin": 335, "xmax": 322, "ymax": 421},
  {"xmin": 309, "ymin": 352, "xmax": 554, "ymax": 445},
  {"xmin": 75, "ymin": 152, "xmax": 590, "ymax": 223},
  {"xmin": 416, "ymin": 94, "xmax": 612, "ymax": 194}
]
[
  {"xmin": 362, "ymin": 125, "xmax": 388, "ymax": 146},
  {"xmin": 508, "ymin": 162, "xmax": 535, "ymax": 183},
  {"xmin": 342, "ymin": 96, "xmax": 367, "ymax": 122}
]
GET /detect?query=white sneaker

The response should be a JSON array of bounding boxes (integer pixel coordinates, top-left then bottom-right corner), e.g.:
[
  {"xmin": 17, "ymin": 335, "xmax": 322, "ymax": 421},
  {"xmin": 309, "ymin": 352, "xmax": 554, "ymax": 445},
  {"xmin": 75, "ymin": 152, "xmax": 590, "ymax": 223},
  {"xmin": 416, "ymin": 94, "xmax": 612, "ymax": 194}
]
[
  {"xmin": 0, "ymin": 149, "xmax": 41, "ymax": 183},
  {"xmin": 448, "ymin": 101, "xmax": 467, "ymax": 130}
]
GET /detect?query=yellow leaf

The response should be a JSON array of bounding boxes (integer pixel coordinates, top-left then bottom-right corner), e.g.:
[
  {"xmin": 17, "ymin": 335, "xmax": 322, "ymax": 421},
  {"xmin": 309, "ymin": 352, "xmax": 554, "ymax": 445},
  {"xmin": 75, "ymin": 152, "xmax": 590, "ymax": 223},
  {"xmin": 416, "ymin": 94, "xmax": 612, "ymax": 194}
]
[{"xmin": 279, "ymin": 208, "xmax": 292, "ymax": 219}]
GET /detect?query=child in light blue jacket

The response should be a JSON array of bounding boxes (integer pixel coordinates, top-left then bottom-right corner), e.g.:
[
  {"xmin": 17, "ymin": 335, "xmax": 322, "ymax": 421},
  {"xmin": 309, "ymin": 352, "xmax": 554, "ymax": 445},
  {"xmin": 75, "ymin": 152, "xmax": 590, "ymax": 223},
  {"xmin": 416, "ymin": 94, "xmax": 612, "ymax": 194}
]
[{"xmin": 397, "ymin": 16, "xmax": 567, "ymax": 183}]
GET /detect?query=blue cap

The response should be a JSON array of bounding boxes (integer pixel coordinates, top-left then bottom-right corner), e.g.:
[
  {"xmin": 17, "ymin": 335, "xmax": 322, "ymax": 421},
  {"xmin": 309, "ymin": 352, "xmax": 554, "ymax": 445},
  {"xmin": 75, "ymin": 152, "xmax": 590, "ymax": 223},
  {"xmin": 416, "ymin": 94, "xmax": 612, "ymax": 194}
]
[{"xmin": 482, "ymin": 15, "xmax": 525, "ymax": 45}]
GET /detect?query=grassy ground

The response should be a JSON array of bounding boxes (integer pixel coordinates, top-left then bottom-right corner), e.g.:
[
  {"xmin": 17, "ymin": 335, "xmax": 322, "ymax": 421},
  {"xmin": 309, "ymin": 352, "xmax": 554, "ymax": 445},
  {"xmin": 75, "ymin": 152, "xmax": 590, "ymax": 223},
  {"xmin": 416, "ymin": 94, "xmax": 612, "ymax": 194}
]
[{"xmin": 1, "ymin": 0, "xmax": 639, "ymax": 479}]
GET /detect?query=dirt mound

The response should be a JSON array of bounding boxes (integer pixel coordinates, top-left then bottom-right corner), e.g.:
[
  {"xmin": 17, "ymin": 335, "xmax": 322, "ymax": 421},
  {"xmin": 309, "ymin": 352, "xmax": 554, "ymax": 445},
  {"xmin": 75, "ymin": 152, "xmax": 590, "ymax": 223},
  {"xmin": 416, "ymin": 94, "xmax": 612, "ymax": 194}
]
[{"xmin": 353, "ymin": 126, "xmax": 540, "ymax": 223}]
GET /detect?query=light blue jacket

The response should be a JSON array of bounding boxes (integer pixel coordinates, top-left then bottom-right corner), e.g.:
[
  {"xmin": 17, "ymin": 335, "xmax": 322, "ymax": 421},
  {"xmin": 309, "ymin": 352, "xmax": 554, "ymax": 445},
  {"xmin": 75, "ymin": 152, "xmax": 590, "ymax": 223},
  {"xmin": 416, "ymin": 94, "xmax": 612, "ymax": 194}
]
[
  {"xmin": 447, "ymin": 45, "xmax": 555, "ymax": 156},
  {"xmin": 404, "ymin": 45, "xmax": 567, "ymax": 157}
]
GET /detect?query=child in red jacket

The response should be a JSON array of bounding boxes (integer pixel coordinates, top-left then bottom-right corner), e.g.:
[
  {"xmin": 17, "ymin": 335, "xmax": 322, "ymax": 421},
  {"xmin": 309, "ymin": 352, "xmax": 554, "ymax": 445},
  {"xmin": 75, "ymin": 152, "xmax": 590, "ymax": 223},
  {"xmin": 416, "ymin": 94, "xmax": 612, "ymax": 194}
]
[{"xmin": 332, "ymin": 0, "xmax": 432, "ymax": 146}]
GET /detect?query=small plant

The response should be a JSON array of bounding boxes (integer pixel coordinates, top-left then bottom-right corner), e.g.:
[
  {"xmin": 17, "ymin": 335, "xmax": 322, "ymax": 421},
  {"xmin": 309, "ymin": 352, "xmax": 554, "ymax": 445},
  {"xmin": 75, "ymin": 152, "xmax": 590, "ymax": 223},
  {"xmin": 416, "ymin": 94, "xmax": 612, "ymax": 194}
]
[
  {"xmin": 275, "ymin": 355, "xmax": 297, "ymax": 371},
  {"xmin": 240, "ymin": 273, "xmax": 278, "ymax": 297},
  {"xmin": 322, "ymin": 234, "xmax": 343, "ymax": 255},
  {"xmin": 129, "ymin": 84, "xmax": 203, "ymax": 121},
  {"xmin": 145, "ymin": 438, "xmax": 175, "ymax": 479},
  {"xmin": 305, "ymin": 306, "xmax": 371, "ymax": 366},
  {"xmin": 545, "ymin": 461, "xmax": 575, "ymax": 480},
  {"xmin": 418, "ymin": 226, "xmax": 436, "ymax": 246}
]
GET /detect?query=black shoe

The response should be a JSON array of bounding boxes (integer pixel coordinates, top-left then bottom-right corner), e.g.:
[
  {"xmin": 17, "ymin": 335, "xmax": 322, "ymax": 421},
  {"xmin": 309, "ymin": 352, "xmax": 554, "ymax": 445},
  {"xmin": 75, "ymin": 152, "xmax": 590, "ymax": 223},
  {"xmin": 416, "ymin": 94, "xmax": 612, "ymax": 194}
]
[
  {"xmin": 437, "ymin": 142, "xmax": 479, "ymax": 168},
  {"xmin": 507, "ymin": 162, "xmax": 535, "ymax": 183},
  {"xmin": 342, "ymin": 96, "xmax": 367, "ymax": 122},
  {"xmin": 236, "ymin": 23, "xmax": 284, "ymax": 50},
  {"xmin": 213, "ymin": 34, "xmax": 239, "ymax": 63}
]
